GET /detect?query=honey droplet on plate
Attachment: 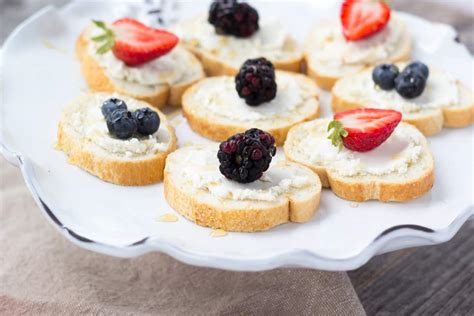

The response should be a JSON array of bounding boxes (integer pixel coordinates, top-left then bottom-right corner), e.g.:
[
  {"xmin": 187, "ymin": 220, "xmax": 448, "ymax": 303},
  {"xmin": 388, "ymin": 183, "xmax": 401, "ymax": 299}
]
[
  {"xmin": 210, "ymin": 229, "xmax": 228, "ymax": 238},
  {"xmin": 157, "ymin": 213, "xmax": 178, "ymax": 222}
]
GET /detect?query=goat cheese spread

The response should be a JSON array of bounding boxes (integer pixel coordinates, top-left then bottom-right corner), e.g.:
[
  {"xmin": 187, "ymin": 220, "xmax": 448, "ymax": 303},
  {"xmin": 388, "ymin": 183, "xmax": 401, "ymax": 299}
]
[
  {"xmin": 173, "ymin": 15, "xmax": 301, "ymax": 67},
  {"xmin": 87, "ymin": 24, "xmax": 198, "ymax": 86},
  {"xmin": 347, "ymin": 69, "xmax": 460, "ymax": 113},
  {"xmin": 177, "ymin": 146, "xmax": 314, "ymax": 202},
  {"xmin": 307, "ymin": 15, "xmax": 405, "ymax": 75},
  {"xmin": 192, "ymin": 72, "xmax": 312, "ymax": 121},
  {"xmin": 70, "ymin": 94, "xmax": 171, "ymax": 157},
  {"xmin": 294, "ymin": 121, "xmax": 424, "ymax": 176}
]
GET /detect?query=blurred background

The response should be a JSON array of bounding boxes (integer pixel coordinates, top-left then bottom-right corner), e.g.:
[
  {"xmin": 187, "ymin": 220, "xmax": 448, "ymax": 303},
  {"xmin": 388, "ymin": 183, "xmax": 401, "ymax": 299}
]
[{"xmin": 1, "ymin": 0, "xmax": 473, "ymax": 52}]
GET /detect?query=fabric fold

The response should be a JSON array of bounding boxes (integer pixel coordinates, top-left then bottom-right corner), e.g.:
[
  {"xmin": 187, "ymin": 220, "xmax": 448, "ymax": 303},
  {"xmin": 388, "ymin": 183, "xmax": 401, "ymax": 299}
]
[{"xmin": 0, "ymin": 159, "xmax": 364, "ymax": 315}]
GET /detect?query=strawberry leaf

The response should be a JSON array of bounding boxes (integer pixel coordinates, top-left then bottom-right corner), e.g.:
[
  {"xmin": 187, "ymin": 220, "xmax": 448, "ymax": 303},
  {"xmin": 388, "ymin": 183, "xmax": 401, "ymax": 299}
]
[
  {"xmin": 97, "ymin": 39, "xmax": 114, "ymax": 54},
  {"xmin": 91, "ymin": 34, "xmax": 109, "ymax": 42},
  {"xmin": 90, "ymin": 20, "xmax": 115, "ymax": 54},
  {"xmin": 327, "ymin": 120, "xmax": 348, "ymax": 151},
  {"xmin": 92, "ymin": 20, "xmax": 107, "ymax": 30}
]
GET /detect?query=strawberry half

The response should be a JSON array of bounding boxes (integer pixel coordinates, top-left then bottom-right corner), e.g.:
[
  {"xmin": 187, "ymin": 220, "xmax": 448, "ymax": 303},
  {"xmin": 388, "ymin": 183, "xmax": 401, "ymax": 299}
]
[
  {"xmin": 341, "ymin": 0, "xmax": 391, "ymax": 41},
  {"xmin": 328, "ymin": 108, "xmax": 402, "ymax": 152},
  {"xmin": 92, "ymin": 19, "xmax": 178, "ymax": 66}
]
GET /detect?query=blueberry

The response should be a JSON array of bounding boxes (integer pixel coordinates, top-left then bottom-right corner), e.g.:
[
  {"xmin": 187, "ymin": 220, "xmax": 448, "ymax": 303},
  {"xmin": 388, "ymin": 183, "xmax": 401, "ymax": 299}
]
[
  {"xmin": 101, "ymin": 98, "xmax": 127, "ymax": 119},
  {"xmin": 395, "ymin": 68, "xmax": 427, "ymax": 99},
  {"xmin": 405, "ymin": 61, "xmax": 429, "ymax": 79},
  {"xmin": 106, "ymin": 109, "xmax": 137, "ymax": 139},
  {"xmin": 372, "ymin": 64, "xmax": 399, "ymax": 90},
  {"xmin": 132, "ymin": 108, "xmax": 160, "ymax": 135}
]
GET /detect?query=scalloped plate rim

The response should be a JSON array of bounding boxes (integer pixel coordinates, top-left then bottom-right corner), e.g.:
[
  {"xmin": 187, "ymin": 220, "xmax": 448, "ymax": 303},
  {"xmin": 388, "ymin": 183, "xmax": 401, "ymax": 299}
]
[{"xmin": 0, "ymin": 2, "xmax": 473, "ymax": 271}]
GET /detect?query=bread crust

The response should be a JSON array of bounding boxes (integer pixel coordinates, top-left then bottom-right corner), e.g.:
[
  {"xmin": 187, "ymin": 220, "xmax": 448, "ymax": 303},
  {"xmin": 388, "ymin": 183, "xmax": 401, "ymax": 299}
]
[
  {"xmin": 442, "ymin": 85, "xmax": 474, "ymax": 127},
  {"xmin": 326, "ymin": 161, "xmax": 434, "ymax": 202},
  {"xmin": 183, "ymin": 36, "xmax": 303, "ymax": 76},
  {"xmin": 76, "ymin": 32, "xmax": 205, "ymax": 109},
  {"xmin": 284, "ymin": 121, "xmax": 435, "ymax": 202},
  {"xmin": 332, "ymin": 79, "xmax": 474, "ymax": 136},
  {"xmin": 56, "ymin": 95, "xmax": 177, "ymax": 186},
  {"xmin": 182, "ymin": 72, "xmax": 320, "ymax": 145},
  {"xmin": 164, "ymin": 156, "xmax": 321, "ymax": 232}
]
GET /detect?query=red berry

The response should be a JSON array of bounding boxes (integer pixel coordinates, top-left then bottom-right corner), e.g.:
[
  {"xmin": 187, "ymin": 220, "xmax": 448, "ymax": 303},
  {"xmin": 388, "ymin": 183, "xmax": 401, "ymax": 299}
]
[
  {"xmin": 341, "ymin": 0, "xmax": 391, "ymax": 41},
  {"xmin": 111, "ymin": 18, "xmax": 178, "ymax": 66},
  {"xmin": 328, "ymin": 108, "xmax": 402, "ymax": 152}
]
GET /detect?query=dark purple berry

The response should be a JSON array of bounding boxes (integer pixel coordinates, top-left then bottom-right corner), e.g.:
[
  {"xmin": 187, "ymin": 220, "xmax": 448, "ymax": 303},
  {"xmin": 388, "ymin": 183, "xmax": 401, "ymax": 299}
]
[
  {"xmin": 395, "ymin": 68, "xmax": 427, "ymax": 99},
  {"xmin": 132, "ymin": 108, "xmax": 160, "ymax": 135},
  {"xmin": 208, "ymin": 0, "xmax": 259, "ymax": 38},
  {"xmin": 235, "ymin": 57, "xmax": 277, "ymax": 106},
  {"xmin": 101, "ymin": 98, "xmax": 127, "ymax": 119},
  {"xmin": 405, "ymin": 61, "xmax": 429, "ymax": 79},
  {"xmin": 106, "ymin": 109, "xmax": 137, "ymax": 140},
  {"xmin": 251, "ymin": 149, "xmax": 262, "ymax": 160},
  {"xmin": 217, "ymin": 128, "xmax": 276, "ymax": 183},
  {"xmin": 372, "ymin": 64, "xmax": 399, "ymax": 90}
]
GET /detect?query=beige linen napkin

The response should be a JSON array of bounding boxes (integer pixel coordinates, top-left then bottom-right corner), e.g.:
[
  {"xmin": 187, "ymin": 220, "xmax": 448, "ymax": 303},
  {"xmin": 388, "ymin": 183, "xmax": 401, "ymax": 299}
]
[{"xmin": 0, "ymin": 158, "xmax": 365, "ymax": 315}]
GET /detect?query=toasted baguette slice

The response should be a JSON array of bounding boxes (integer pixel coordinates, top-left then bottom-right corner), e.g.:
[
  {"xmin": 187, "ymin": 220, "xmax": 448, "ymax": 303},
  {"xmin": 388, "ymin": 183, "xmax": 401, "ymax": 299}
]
[
  {"xmin": 182, "ymin": 71, "xmax": 320, "ymax": 145},
  {"xmin": 57, "ymin": 93, "xmax": 177, "ymax": 186},
  {"xmin": 185, "ymin": 37, "xmax": 302, "ymax": 76},
  {"xmin": 304, "ymin": 15, "xmax": 411, "ymax": 90},
  {"xmin": 331, "ymin": 66, "xmax": 474, "ymax": 136},
  {"xmin": 76, "ymin": 29, "xmax": 205, "ymax": 109},
  {"xmin": 173, "ymin": 15, "xmax": 303, "ymax": 76},
  {"xmin": 164, "ymin": 145, "xmax": 322, "ymax": 232},
  {"xmin": 284, "ymin": 119, "xmax": 434, "ymax": 202}
]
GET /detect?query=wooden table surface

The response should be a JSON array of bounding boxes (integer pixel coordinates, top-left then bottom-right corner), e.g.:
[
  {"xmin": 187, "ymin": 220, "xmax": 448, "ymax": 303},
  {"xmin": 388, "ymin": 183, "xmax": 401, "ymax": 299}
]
[{"xmin": 1, "ymin": 1, "xmax": 473, "ymax": 315}]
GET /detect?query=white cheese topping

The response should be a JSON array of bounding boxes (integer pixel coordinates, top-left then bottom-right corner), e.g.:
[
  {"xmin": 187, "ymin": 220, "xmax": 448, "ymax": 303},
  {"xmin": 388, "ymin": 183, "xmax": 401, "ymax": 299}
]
[
  {"xmin": 172, "ymin": 14, "xmax": 301, "ymax": 67},
  {"xmin": 347, "ymin": 68, "xmax": 460, "ymax": 113},
  {"xmin": 294, "ymin": 121, "xmax": 424, "ymax": 177},
  {"xmin": 192, "ymin": 72, "xmax": 309, "ymax": 121},
  {"xmin": 70, "ymin": 93, "xmax": 171, "ymax": 157},
  {"xmin": 176, "ymin": 146, "xmax": 314, "ymax": 202},
  {"xmin": 307, "ymin": 15, "xmax": 404, "ymax": 72},
  {"xmin": 86, "ymin": 24, "xmax": 198, "ymax": 86}
]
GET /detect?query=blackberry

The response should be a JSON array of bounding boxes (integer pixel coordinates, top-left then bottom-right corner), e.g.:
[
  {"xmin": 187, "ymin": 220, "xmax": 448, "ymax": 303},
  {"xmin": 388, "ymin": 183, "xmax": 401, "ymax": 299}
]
[
  {"xmin": 235, "ymin": 57, "xmax": 277, "ymax": 106},
  {"xmin": 208, "ymin": 0, "xmax": 259, "ymax": 38},
  {"xmin": 217, "ymin": 128, "xmax": 276, "ymax": 183}
]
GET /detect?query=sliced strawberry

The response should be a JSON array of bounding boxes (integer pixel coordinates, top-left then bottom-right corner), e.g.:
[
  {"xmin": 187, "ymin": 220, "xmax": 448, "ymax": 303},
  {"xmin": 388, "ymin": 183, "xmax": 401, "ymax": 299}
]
[
  {"xmin": 328, "ymin": 108, "xmax": 402, "ymax": 152},
  {"xmin": 111, "ymin": 18, "xmax": 178, "ymax": 66},
  {"xmin": 341, "ymin": 0, "xmax": 391, "ymax": 41},
  {"xmin": 91, "ymin": 18, "xmax": 178, "ymax": 66}
]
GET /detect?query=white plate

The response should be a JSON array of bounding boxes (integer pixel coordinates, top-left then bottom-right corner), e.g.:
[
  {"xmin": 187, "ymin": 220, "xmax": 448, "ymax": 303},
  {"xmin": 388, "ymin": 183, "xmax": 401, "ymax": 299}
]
[{"xmin": 1, "ymin": 0, "xmax": 473, "ymax": 271}]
